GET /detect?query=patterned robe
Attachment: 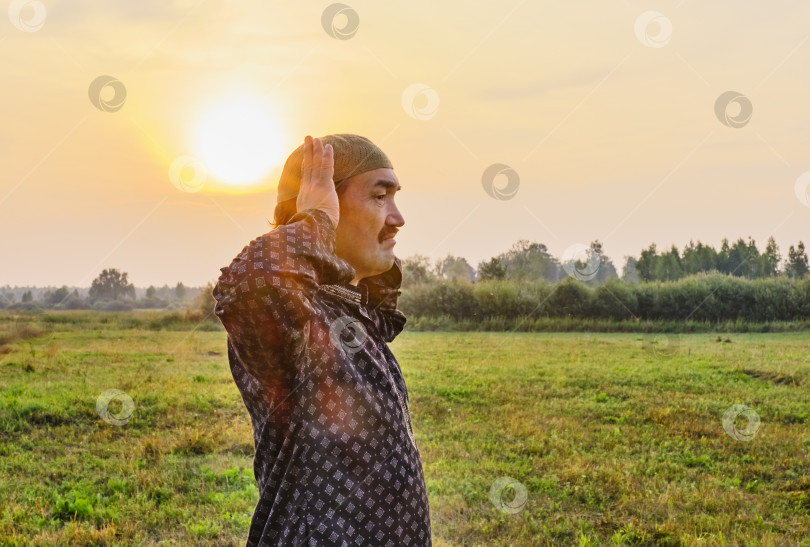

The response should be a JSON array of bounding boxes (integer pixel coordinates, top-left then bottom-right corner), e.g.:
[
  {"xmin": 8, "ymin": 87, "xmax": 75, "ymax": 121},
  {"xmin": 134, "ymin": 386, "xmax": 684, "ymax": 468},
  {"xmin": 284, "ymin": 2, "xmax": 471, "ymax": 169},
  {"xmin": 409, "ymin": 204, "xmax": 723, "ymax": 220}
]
[{"xmin": 212, "ymin": 208, "xmax": 432, "ymax": 546}]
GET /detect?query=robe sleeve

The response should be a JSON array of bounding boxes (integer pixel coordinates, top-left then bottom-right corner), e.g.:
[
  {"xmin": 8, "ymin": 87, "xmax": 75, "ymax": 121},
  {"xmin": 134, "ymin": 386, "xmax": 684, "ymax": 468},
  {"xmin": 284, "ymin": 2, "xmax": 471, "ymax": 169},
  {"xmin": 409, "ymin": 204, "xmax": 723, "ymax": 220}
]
[{"xmin": 212, "ymin": 208, "xmax": 355, "ymax": 382}]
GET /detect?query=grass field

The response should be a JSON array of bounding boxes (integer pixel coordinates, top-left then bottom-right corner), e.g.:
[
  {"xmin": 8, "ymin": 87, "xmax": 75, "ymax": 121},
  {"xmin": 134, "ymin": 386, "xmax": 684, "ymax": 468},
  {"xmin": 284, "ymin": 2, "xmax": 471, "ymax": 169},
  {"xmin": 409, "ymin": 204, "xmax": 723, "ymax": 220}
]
[{"xmin": 1, "ymin": 311, "xmax": 809, "ymax": 546}]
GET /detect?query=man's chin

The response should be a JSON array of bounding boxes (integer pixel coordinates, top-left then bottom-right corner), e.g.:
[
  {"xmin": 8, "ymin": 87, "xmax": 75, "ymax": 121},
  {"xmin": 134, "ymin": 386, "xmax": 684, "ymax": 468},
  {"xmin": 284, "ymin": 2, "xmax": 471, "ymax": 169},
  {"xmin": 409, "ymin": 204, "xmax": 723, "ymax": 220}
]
[
  {"xmin": 376, "ymin": 242, "xmax": 395, "ymax": 256},
  {"xmin": 369, "ymin": 253, "xmax": 396, "ymax": 277}
]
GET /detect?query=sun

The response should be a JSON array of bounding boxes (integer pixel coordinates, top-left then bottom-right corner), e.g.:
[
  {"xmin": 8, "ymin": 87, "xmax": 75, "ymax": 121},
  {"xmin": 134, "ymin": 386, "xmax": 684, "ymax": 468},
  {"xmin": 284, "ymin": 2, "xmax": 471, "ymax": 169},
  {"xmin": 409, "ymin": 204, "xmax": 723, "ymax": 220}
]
[{"xmin": 195, "ymin": 96, "xmax": 284, "ymax": 185}]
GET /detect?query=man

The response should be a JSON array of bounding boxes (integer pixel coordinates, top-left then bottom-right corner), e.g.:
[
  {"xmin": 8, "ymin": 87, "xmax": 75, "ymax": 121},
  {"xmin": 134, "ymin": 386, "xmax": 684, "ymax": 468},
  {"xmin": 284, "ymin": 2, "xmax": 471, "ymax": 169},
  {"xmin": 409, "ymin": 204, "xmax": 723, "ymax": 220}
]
[{"xmin": 212, "ymin": 134, "xmax": 432, "ymax": 546}]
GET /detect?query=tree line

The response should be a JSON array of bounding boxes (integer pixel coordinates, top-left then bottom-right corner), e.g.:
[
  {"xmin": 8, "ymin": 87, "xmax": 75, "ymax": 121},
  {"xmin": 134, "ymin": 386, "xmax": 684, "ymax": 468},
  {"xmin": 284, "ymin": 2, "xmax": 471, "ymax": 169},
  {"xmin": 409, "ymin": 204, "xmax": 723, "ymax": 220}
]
[
  {"xmin": 401, "ymin": 236, "xmax": 808, "ymax": 287},
  {"xmin": 629, "ymin": 237, "xmax": 808, "ymax": 282},
  {"xmin": 1, "ymin": 269, "xmax": 199, "ymax": 311},
  {"xmin": 395, "ymin": 236, "xmax": 809, "ymax": 324},
  {"xmin": 2, "ymin": 236, "xmax": 807, "ymax": 321}
]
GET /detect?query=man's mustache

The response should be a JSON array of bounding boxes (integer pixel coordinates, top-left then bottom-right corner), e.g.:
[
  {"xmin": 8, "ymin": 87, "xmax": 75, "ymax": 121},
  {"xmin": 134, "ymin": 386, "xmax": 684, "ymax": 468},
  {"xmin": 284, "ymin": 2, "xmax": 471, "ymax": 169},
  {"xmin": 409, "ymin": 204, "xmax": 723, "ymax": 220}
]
[{"xmin": 380, "ymin": 229, "xmax": 398, "ymax": 241}]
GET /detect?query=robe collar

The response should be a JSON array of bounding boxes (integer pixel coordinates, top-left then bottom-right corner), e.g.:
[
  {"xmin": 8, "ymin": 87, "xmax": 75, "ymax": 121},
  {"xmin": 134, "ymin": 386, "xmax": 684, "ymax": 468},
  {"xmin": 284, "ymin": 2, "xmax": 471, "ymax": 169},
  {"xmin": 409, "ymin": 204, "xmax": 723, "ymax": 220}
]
[{"xmin": 321, "ymin": 256, "xmax": 403, "ymax": 313}]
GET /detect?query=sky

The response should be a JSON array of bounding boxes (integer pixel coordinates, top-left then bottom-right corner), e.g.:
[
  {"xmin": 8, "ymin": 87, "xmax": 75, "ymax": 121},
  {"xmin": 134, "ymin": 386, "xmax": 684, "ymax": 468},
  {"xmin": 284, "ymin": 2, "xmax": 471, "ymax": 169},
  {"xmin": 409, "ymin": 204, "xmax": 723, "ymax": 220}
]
[{"xmin": 1, "ymin": 0, "xmax": 809, "ymax": 287}]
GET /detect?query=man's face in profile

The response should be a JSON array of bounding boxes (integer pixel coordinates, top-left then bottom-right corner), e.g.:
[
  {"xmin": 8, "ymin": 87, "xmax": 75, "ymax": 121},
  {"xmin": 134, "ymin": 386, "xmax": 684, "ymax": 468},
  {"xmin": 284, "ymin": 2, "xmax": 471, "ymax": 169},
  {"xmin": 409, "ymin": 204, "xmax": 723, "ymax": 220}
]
[{"xmin": 335, "ymin": 167, "xmax": 404, "ymax": 284}]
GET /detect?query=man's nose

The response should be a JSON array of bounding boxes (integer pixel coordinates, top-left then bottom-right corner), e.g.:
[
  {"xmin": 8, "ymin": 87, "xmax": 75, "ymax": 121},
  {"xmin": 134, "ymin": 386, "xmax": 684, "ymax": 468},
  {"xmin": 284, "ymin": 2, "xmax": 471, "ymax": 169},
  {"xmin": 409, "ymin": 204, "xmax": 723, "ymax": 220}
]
[{"xmin": 388, "ymin": 203, "xmax": 405, "ymax": 227}]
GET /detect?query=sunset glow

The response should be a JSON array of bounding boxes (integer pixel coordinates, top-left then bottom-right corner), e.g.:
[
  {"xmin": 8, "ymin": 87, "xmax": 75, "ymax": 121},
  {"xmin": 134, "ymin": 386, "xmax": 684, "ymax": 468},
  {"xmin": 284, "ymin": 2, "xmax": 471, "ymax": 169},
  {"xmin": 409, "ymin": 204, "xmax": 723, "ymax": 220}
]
[{"xmin": 195, "ymin": 97, "xmax": 284, "ymax": 185}]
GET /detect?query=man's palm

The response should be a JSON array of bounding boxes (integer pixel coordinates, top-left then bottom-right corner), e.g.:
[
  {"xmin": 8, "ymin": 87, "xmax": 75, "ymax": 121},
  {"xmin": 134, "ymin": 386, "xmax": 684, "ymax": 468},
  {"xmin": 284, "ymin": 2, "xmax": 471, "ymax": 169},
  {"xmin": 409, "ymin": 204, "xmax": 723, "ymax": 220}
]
[{"xmin": 297, "ymin": 136, "xmax": 340, "ymax": 228}]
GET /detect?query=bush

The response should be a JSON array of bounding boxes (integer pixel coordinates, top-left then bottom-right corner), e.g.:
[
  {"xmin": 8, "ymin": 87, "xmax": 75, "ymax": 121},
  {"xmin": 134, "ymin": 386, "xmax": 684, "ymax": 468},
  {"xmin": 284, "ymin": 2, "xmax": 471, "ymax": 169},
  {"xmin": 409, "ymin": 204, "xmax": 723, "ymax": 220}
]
[
  {"xmin": 397, "ymin": 272, "xmax": 810, "ymax": 324},
  {"xmin": 592, "ymin": 278, "xmax": 638, "ymax": 320},
  {"xmin": 136, "ymin": 297, "xmax": 169, "ymax": 309},
  {"xmin": 472, "ymin": 280, "xmax": 521, "ymax": 318},
  {"xmin": 546, "ymin": 277, "xmax": 593, "ymax": 318},
  {"xmin": 192, "ymin": 282, "xmax": 218, "ymax": 321},
  {"xmin": 61, "ymin": 296, "xmax": 91, "ymax": 310}
]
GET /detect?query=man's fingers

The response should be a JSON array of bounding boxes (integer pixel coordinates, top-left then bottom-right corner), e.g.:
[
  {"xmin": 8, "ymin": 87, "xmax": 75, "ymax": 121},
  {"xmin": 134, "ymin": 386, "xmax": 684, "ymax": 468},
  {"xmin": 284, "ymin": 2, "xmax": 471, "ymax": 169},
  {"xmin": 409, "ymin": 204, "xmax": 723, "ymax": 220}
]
[
  {"xmin": 313, "ymin": 136, "xmax": 323, "ymax": 160},
  {"xmin": 319, "ymin": 143, "xmax": 334, "ymax": 179},
  {"xmin": 301, "ymin": 136, "xmax": 334, "ymax": 192},
  {"xmin": 296, "ymin": 136, "xmax": 340, "ymax": 226},
  {"xmin": 312, "ymin": 137, "xmax": 323, "ymax": 182},
  {"xmin": 310, "ymin": 138, "xmax": 333, "ymax": 186},
  {"xmin": 302, "ymin": 135, "xmax": 312, "ymax": 184}
]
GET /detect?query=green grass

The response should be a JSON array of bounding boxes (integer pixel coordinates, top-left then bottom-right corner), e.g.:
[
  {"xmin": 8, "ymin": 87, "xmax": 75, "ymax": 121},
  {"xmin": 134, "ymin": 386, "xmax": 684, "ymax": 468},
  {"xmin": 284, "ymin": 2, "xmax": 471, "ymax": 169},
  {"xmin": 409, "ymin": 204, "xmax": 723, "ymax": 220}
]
[{"xmin": 0, "ymin": 311, "xmax": 809, "ymax": 545}]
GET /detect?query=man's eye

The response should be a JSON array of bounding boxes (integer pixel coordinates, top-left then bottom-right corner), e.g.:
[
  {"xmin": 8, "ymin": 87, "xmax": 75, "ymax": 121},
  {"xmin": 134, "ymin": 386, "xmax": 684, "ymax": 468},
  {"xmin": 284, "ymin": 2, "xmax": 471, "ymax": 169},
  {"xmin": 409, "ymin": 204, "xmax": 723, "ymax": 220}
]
[{"xmin": 376, "ymin": 194, "xmax": 386, "ymax": 201}]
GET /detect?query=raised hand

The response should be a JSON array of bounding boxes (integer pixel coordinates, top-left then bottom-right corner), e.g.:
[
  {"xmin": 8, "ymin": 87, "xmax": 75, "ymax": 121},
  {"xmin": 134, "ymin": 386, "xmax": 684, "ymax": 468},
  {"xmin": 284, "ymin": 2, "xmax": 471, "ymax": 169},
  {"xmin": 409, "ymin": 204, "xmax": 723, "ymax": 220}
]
[{"xmin": 297, "ymin": 136, "xmax": 340, "ymax": 228}]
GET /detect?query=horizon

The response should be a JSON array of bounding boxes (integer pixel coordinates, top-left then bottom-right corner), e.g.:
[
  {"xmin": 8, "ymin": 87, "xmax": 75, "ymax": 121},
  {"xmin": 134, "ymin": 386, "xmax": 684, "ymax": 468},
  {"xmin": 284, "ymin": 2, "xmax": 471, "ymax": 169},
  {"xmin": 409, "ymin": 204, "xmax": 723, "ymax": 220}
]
[{"xmin": 1, "ymin": 229, "xmax": 804, "ymax": 292}]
